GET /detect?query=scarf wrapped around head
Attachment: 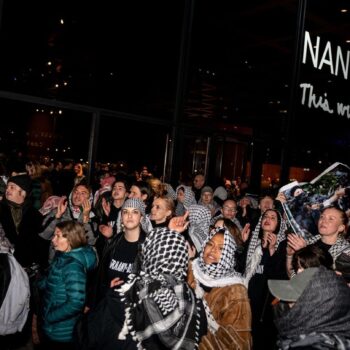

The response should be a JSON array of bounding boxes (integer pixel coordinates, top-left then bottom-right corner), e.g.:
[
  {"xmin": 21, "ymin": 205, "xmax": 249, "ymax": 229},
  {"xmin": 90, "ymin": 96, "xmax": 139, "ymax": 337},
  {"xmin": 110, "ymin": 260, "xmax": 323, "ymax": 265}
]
[
  {"xmin": 244, "ymin": 209, "xmax": 287, "ymax": 282},
  {"xmin": 193, "ymin": 226, "xmax": 244, "ymax": 287},
  {"xmin": 192, "ymin": 227, "xmax": 245, "ymax": 333},
  {"xmin": 188, "ymin": 204, "xmax": 212, "ymax": 253},
  {"xmin": 175, "ymin": 185, "xmax": 196, "ymax": 216},
  {"xmin": 118, "ymin": 227, "xmax": 206, "ymax": 349}
]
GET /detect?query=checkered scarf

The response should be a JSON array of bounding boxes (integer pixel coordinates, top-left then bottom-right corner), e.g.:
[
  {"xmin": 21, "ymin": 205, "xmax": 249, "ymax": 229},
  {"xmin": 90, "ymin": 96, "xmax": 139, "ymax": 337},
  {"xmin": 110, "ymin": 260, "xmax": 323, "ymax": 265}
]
[
  {"xmin": 164, "ymin": 183, "xmax": 177, "ymax": 201},
  {"xmin": 244, "ymin": 209, "xmax": 287, "ymax": 282},
  {"xmin": 188, "ymin": 204, "xmax": 212, "ymax": 253},
  {"xmin": 118, "ymin": 227, "xmax": 205, "ymax": 349},
  {"xmin": 192, "ymin": 227, "xmax": 244, "ymax": 333},
  {"xmin": 193, "ymin": 227, "xmax": 244, "ymax": 283},
  {"xmin": 175, "ymin": 185, "xmax": 196, "ymax": 216},
  {"xmin": 306, "ymin": 234, "xmax": 350, "ymax": 260},
  {"xmin": 122, "ymin": 198, "xmax": 146, "ymax": 217}
]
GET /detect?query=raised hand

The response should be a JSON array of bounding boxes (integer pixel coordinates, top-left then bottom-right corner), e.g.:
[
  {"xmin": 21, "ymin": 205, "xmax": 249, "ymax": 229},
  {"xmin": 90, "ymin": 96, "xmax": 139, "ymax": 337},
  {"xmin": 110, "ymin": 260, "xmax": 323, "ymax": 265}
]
[
  {"xmin": 287, "ymin": 233, "xmax": 306, "ymax": 252},
  {"xmin": 99, "ymin": 224, "xmax": 113, "ymax": 238},
  {"xmin": 168, "ymin": 211, "xmax": 190, "ymax": 233},
  {"xmin": 102, "ymin": 197, "xmax": 111, "ymax": 217},
  {"xmin": 56, "ymin": 196, "xmax": 68, "ymax": 219},
  {"xmin": 241, "ymin": 223, "xmax": 250, "ymax": 242}
]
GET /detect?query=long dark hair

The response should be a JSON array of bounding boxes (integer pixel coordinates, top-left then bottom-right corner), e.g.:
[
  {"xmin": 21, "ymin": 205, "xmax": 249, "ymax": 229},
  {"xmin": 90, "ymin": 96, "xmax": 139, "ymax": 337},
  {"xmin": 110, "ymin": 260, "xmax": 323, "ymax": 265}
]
[{"xmin": 258, "ymin": 208, "xmax": 282, "ymax": 240}]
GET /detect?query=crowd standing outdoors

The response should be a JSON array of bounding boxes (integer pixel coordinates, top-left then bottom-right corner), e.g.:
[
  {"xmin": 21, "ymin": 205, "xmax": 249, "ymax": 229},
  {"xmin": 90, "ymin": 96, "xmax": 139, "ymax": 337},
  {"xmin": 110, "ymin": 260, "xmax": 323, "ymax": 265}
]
[{"xmin": 0, "ymin": 156, "xmax": 349, "ymax": 350}]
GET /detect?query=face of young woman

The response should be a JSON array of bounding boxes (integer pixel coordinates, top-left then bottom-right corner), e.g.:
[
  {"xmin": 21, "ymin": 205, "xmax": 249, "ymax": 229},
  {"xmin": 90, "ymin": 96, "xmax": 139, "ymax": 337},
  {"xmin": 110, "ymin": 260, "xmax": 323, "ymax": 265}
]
[
  {"xmin": 52, "ymin": 228, "xmax": 71, "ymax": 252},
  {"xmin": 176, "ymin": 189, "xmax": 185, "ymax": 203},
  {"xmin": 203, "ymin": 233, "xmax": 224, "ymax": 264},
  {"xmin": 112, "ymin": 182, "xmax": 128, "ymax": 201},
  {"xmin": 261, "ymin": 210, "xmax": 278, "ymax": 233},
  {"xmin": 318, "ymin": 208, "xmax": 345, "ymax": 237},
  {"xmin": 128, "ymin": 185, "xmax": 142, "ymax": 199},
  {"xmin": 121, "ymin": 208, "xmax": 142, "ymax": 230}
]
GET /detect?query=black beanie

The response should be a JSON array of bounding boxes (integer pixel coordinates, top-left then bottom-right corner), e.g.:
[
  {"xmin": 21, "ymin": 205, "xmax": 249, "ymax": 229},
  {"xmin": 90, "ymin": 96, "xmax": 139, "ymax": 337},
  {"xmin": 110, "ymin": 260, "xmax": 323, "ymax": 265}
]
[{"xmin": 8, "ymin": 174, "xmax": 32, "ymax": 194}]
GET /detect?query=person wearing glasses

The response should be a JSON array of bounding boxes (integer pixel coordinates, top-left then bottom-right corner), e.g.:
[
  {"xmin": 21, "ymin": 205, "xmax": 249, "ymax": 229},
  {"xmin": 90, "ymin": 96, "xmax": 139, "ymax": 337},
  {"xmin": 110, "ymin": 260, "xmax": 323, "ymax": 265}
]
[{"xmin": 210, "ymin": 198, "xmax": 242, "ymax": 230}]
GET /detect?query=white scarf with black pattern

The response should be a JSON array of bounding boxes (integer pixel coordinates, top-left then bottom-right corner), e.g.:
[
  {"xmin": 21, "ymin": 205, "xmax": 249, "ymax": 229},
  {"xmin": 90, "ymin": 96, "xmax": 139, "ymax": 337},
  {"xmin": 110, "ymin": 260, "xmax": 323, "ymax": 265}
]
[{"xmin": 244, "ymin": 209, "xmax": 287, "ymax": 283}]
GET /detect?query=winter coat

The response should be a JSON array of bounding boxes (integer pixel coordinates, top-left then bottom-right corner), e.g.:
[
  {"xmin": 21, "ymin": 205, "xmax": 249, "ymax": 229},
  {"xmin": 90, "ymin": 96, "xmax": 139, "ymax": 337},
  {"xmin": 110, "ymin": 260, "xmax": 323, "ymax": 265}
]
[
  {"xmin": 0, "ymin": 198, "xmax": 48, "ymax": 268},
  {"xmin": 37, "ymin": 245, "xmax": 97, "ymax": 343},
  {"xmin": 187, "ymin": 265, "xmax": 252, "ymax": 350}
]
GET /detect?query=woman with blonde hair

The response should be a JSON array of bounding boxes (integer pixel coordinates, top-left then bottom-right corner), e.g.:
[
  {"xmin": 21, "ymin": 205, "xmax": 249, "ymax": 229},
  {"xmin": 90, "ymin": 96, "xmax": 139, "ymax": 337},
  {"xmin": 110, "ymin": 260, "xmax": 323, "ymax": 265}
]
[{"xmin": 287, "ymin": 206, "xmax": 350, "ymax": 275}]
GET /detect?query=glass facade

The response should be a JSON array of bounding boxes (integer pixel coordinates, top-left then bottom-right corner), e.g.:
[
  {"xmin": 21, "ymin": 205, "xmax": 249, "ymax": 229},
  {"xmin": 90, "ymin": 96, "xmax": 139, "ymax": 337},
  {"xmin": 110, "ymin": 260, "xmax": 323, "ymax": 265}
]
[{"xmin": 0, "ymin": 0, "xmax": 348, "ymax": 188}]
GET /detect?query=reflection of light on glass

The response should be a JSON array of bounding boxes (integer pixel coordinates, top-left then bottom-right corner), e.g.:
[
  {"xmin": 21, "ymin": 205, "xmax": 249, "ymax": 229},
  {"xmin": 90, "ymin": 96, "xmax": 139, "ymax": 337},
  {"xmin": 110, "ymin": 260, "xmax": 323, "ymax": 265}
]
[
  {"xmin": 340, "ymin": 9, "xmax": 348, "ymax": 13},
  {"xmin": 60, "ymin": 18, "xmax": 64, "ymax": 24}
]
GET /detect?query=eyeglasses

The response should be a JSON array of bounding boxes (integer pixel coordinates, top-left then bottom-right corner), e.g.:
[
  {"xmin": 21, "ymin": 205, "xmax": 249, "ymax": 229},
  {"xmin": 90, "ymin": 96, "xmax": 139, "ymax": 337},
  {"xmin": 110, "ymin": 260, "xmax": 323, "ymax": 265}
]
[{"xmin": 222, "ymin": 206, "xmax": 237, "ymax": 212}]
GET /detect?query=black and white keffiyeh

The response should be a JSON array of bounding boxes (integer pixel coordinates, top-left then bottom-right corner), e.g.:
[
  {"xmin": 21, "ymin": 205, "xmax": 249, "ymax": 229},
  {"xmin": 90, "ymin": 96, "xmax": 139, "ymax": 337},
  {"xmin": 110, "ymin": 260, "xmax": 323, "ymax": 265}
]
[
  {"xmin": 306, "ymin": 234, "xmax": 350, "ymax": 260},
  {"xmin": 192, "ymin": 227, "xmax": 244, "ymax": 333},
  {"xmin": 192, "ymin": 227, "xmax": 244, "ymax": 286},
  {"xmin": 122, "ymin": 198, "xmax": 153, "ymax": 233},
  {"xmin": 244, "ymin": 209, "xmax": 287, "ymax": 282},
  {"xmin": 164, "ymin": 183, "xmax": 177, "ymax": 201},
  {"xmin": 175, "ymin": 185, "xmax": 197, "ymax": 216},
  {"xmin": 188, "ymin": 204, "xmax": 212, "ymax": 253},
  {"xmin": 118, "ymin": 227, "xmax": 205, "ymax": 350},
  {"xmin": 122, "ymin": 198, "xmax": 146, "ymax": 217}
]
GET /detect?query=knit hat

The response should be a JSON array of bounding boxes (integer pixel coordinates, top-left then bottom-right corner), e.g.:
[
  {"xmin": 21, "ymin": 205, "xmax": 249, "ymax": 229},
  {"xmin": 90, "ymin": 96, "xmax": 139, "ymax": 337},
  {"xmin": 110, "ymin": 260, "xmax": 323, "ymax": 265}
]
[
  {"xmin": 268, "ymin": 267, "xmax": 318, "ymax": 302},
  {"xmin": 201, "ymin": 186, "xmax": 213, "ymax": 195},
  {"xmin": 122, "ymin": 198, "xmax": 145, "ymax": 216},
  {"xmin": 8, "ymin": 174, "xmax": 32, "ymax": 194}
]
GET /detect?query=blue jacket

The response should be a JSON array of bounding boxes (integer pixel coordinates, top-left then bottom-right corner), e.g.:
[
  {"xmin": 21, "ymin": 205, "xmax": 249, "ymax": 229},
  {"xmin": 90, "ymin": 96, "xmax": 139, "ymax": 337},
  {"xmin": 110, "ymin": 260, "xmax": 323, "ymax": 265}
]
[{"xmin": 38, "ymin": 245, "xmax": 97, "ymax": 342}]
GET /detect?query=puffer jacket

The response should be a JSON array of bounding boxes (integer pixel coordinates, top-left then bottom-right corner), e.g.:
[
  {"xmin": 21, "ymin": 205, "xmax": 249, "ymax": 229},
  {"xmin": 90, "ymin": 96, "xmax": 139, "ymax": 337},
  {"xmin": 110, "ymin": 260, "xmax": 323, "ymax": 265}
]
[
  {"xmin": 188, "ymin": 266, "xmax": 252, "ymax": 350},
  {"xmin": 38, "ymin": 245, "xmax": 97, "ymax": 342}
]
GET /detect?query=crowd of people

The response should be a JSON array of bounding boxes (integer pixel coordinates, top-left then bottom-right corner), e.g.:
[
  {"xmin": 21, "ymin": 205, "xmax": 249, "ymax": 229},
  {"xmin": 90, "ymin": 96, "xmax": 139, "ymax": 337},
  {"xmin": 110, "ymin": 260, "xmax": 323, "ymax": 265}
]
[{"xmin": 0, "ymin": 158, "xmax": 349, "ymax": 350}]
